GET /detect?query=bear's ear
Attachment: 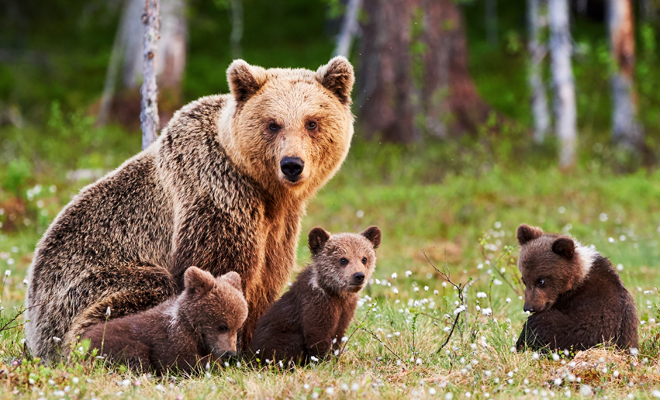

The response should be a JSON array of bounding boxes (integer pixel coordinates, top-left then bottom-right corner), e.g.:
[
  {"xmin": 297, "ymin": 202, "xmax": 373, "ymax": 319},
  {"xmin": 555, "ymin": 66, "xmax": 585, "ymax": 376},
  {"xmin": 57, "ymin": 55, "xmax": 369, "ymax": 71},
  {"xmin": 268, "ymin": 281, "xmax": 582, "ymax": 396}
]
[
  {"xmin": 552, "ymin": 237, "xmax": 575, "ymax": 259},
  {"xmin": 516, "ymin": 224, "xmax": 544, "ymax": 245},
  {"xmin": 308, "ymin": 227, "xmax": 331, "ymax": 255},
  {"xmin": 361, "ymin": 226, "xmax": 382, "ymax": 249},
  {"xmin": 219, "ymin": 271, "xmax": 243, "ymax": 292},
  {"xmin": 227, "ymin": 59, "xmax": 268, "ymax": 104},
  {"xmin": 184, "ymin": 267, "xmax": 216, "ymax": 295},
  {"xmin": 316, "ymin": 56, "xmax": 355, "ymax": 105}
]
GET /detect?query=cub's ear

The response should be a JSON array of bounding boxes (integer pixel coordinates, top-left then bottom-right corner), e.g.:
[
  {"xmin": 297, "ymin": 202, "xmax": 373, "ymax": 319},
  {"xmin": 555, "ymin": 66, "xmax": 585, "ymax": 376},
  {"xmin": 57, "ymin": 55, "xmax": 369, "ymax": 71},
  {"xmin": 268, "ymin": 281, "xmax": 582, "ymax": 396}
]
[
  {"xmin": 552, "ymin": 237, "xmax": 575, "ymax": 259},
  {"xmin": 516, "ymin": 224, "xmax": 544, "ymax": 246},
  {"xmin": 308, "ymin": 227, "xmax": 331, "ymax": 255},
  {"xmin": 219, "ymin": 271, "xmax": 243, "ymax": 292},
  {"xmin": 227, "ymin": 59, "xmax": 268, "ymax": 103},
  {"xmin": 184, "ymin": 267, "xmax": 216, "ymax": 295},
  {"xmin": 361, "ymin": 226, "xmax": 382, "ymax": 249},
  {"xmin": 316, "ymin": 56, "xmax": 355, "ymax": 105}
]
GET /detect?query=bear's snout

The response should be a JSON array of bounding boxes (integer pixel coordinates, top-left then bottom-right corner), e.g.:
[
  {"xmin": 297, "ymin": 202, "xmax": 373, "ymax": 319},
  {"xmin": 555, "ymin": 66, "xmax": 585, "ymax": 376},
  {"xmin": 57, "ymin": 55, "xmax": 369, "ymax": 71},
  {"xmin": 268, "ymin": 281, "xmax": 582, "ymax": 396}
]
[
  {"xmin": 523, "ymin": 303, "xmax": 535, "ymax": 313},
  {"xmin": 280, "ymin": 157, "xmax": 305, "ymax": 181},
  {"xmin": 352, "ymin": 272, "xmax": 365, "ymax": 285}
]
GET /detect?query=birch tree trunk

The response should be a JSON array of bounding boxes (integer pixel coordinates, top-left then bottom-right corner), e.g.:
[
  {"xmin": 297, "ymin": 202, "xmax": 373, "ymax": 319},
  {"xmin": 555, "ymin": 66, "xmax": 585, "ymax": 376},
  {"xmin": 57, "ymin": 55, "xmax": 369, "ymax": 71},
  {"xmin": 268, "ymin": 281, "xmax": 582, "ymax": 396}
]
[
  {"xmin": 549, "ymin": 0, "xmax": 576, "ymax": 168},
  {"xmin": 608, "ymin": 0, "xmax": 643, "ymax": 150},
  {"xmin": 333, "ymin": 0, "xmax": 363, "ymax": 57},
  {"xmin": 123, "ymin": 0, "xmax": 145, "ymax": 89},
  {"xmin": 140, "ymin": 0, "xmax": 160, "ymax": 150},
  {"xmin": 527, "ymin": 0, "xmax": 550, "ymax": 143},
  {"xmin": 229, "ymin": 0, "xmax": 244, "ymax": 59},
  {"xmin": 159, "ymin": 0, "xmax": 187, "ymax": 96},
  {"xmin": 96, "ymin": 11, "xmax": 126, "ymax": 127}
]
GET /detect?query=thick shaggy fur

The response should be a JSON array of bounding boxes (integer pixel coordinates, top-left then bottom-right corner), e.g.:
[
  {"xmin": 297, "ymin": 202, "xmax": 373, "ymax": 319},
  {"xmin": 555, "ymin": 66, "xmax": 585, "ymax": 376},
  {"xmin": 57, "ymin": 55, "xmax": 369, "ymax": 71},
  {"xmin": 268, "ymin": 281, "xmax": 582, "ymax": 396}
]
[
  {"xmin": 515, "ymin": 224, "xmax": 639, "ymax": 352},
  {"xmin": 249, "ymin": 226, "xmax": 381, "ymax": 365},
  {"xmin": 82, "ymin": 268, "xmax": 247, "ymax": 373},
  {"xmin": 25, "ymin": 57, "xmax": 355, "ymax": 361}
]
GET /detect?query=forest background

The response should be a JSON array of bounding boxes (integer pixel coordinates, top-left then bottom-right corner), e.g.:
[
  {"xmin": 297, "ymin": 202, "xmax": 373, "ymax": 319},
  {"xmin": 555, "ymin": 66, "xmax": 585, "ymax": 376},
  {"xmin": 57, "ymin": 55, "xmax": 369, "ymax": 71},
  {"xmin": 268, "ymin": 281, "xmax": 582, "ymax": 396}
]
[{"xmin": 2, "ymin": 0, "xmax": 660, "ymax": 399}]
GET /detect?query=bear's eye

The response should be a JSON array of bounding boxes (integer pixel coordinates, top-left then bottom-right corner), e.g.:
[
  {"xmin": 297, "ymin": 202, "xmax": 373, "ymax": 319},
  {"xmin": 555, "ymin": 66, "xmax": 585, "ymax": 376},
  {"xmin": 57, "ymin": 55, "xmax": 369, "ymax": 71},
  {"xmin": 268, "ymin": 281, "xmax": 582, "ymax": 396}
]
[
  {"xmin": 340, "ymin": 257, "xmax": 349, "ymax": 265},
  {"xmin": 268, "ymin": 122, "xmax": 281, "ymax": 132},
  {"xmin": 361, "ymin": 257, "xmax": 367, "ymax": 265},
  {"xmin": 305, "ymin": 120, "xmax": 317, "ymax": 131},
  {"xmin": 538, "ymin": 278, "xmax": 545, "ymax": 287},
  {"xmin": 218, "ymin": 324, "xmax": 229, "ymax": 333}
]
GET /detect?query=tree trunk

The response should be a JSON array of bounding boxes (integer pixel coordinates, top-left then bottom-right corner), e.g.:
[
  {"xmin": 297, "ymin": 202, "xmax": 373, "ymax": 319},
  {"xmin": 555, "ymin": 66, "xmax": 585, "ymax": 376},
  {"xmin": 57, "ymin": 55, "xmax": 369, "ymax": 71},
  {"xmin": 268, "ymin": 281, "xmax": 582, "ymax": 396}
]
[
  {"xmin": 96, "ymin": 7, "xmax": 127, "ymax": 127},
  {"xmin": 123, "ymin": 0, "xmax": 145, "ymax": 89},
  {"xmin": 140, "ymin": 0, "xmax": 160, "ymax": 150},
  {"xmin": 357, "ymin": 0, "xmax": 490, "ymax": 143},
  {"xmin": 549, "ymin": 0, "xmax": 577, "ymax": 169},
  {"xmin": 333, "ymin": 0, "xmax": 363, "ymax": 57},
  {"xmin": 158, "ymin": 0, "xmax": 187, "ymax": 99},
  {"xmin": 527, "ymin": 0, "xmax": 550, "ymax": 143},
  {"xmin": 608, "ymin": 0, "xmax": 643, "ymax": 150},
  {"xmin": 229, "ymin": 0, "xmax": 244, "ymax": 59}
]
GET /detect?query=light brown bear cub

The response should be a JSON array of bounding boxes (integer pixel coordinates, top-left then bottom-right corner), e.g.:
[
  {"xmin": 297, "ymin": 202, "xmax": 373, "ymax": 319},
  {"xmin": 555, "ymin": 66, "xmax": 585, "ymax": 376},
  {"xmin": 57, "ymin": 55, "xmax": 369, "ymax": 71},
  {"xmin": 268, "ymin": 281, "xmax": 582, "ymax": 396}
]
[
  {"xmin": 515, "ymin": 224, "xmax": 639, "ymax": 352},
  {"xmin": 82, "ymin": 267, "xmax": 248, "ymax": 373},
  {"xmin": 250, "ymin": 226, "xmax": 381, "ymax": 365}
]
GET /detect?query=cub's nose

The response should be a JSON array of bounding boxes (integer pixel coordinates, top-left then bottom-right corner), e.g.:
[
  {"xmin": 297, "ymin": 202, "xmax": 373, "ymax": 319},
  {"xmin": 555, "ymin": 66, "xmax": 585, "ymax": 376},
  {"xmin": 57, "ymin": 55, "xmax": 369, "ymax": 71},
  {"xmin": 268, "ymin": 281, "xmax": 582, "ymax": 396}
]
[
  {"xmin": 280, "ymin": 157, "xmax": 304, "ymax": 180},
  {"xmin": 523, "ymin": 304, "xmax": 535, "ymax": 313},
  {"xmin": 352, "ymin": 272, "xmax": 365, "ymax": 284}
]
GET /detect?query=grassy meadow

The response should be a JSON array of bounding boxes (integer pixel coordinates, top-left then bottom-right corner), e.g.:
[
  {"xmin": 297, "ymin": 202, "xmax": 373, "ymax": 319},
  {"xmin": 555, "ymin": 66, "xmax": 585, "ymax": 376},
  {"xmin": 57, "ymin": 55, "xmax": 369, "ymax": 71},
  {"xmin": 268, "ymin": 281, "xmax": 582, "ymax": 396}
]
[{"xmin": 1, "ymin": 134, "xmax": 660, "ymax": 399}]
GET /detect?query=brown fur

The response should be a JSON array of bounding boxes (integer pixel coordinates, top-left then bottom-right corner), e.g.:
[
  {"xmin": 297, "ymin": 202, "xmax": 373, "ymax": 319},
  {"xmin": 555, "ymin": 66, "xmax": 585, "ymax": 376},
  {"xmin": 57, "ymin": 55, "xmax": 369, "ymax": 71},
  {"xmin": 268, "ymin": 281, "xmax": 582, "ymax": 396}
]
[
  {"xmin": 25, "ymin": 57, "xmax": 355, "ymax": 361},
  {"xmin": 249, "ymin": 226, "xmax": 381, "ymax": 365},
  {"xmin": 81, "ymin": 268, "xmax": 247, "ymax": 374},
  {"xmin": 515, "ymin": 224, "xmax": 639, "ymax": 352}
]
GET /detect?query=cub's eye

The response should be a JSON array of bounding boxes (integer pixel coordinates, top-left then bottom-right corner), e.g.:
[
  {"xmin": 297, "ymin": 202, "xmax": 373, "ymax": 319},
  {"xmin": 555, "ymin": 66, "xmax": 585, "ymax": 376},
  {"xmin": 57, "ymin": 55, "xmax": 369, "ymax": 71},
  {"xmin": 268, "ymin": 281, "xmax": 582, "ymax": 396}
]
[
  {"xmin": 305, "ymin": 120, "xmax": 317, "ymax": 130},
  {"xmin": 361, "ymin": 257, "xmax": 368, "ymax": 265},
  {"xmin": 268, "ymin": 122, "xmax": 281, "ymax": 132},
  {"xmin": 340, "ymin": 258, "xmax": 349, "ymax": 265},
  {"xmin": 538, "ymin": 278, "xmax": 545, "ymax": 287},
  {"xmin": 218, "ymin": 324, "xmax": 229, "ymax": 333}
]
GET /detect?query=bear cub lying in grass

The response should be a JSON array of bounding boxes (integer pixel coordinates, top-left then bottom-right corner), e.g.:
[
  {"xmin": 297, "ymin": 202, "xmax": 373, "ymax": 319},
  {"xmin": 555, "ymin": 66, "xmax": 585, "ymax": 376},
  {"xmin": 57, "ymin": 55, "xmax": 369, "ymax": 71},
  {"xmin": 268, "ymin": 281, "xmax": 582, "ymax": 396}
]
[
  {"xmin": 82, "ymin": 267, "xmax": 248, "ymax": 373},
  {"xmin": 250, "ymin": 226, "xmax": 381, "ymax": 365},
  {"xmin": 515, "ymin": 224, "xmax": 639, "ymax": 352}
]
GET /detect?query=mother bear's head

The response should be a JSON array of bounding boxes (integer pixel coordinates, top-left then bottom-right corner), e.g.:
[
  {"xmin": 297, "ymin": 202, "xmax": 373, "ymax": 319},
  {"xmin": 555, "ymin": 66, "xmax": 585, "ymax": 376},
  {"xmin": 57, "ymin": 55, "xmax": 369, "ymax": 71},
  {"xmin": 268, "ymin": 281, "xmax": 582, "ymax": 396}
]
[{"xmin": 220, "ymin": 57, "xmax": 355, "ymax": 199}]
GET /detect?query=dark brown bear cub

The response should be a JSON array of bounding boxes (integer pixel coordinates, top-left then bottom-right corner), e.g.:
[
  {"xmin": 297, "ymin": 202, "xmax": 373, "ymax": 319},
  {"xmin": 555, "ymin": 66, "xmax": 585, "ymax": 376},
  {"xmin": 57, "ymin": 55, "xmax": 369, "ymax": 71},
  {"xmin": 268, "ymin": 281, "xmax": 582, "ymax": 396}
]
[
  {"xmin": 515, "ymin": 224, "xmax": 639, "ymax": 352},
  {"xmin": 81, "ymin": 267, "xmax": 248, "ymax": 373},
  {"xmin": 249, "ymin": 226, "xmax": 381, "ymax": 365}
]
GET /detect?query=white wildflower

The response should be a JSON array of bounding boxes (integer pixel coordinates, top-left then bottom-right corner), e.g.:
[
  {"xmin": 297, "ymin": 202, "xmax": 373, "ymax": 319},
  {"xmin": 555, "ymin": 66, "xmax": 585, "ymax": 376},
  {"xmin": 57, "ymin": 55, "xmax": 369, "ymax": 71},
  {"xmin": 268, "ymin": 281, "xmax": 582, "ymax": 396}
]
[
  {"xmin": 391, "ymin": 273, "xmax": 397, "ymax": 279},
  {"xmin": 405, "ymin": 270, "xmax": 412, "ymax": 277},
  {"xmin": 482, "ymin": 308, "xmax": 492, "ymax": 316},
  {"xmin": 477, "ymin": 292, "xmax": 487, "ymax": 298},
  {"xmin": 493, "ymin": 279, "xmax": 502, "ymax": 286}
]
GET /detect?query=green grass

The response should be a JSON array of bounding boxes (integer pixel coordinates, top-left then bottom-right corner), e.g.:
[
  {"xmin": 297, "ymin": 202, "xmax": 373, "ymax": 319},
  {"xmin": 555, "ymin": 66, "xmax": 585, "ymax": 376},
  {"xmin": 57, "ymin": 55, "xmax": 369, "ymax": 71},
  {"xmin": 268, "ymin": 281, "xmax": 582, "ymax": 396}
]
[{"xmin": 2, "ymin": 138, "xmax": 660, "ymax": 398}]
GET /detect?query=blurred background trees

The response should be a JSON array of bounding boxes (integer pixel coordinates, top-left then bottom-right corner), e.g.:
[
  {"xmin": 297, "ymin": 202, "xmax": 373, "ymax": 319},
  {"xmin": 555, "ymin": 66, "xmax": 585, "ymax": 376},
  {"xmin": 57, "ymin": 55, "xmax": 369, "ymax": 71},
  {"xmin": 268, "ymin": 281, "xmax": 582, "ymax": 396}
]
[{"xmin": 1, "ymin": 0, "xmax": 659, "ymax": 173}]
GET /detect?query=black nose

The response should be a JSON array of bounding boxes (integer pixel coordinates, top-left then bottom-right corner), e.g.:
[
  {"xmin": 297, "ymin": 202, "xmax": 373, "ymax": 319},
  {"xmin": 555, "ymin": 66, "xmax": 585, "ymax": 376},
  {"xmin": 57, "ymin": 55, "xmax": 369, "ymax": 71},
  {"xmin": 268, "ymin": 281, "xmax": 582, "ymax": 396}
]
[
  {"xmin": 353, "ymin": 272, "xmax": 365, "ymax": 284},
  {"xmin": 523, "ymin": 304, "xmax": 535, "ymax": 313},
  {"xmin": 280, "ymin": 157, "xmax": 304, "ymax": 180}
]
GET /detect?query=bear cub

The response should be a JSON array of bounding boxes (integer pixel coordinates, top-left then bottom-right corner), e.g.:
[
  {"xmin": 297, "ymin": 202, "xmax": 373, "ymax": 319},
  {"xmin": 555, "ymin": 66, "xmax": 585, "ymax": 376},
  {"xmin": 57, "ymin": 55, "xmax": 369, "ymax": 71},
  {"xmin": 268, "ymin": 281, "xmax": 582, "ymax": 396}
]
[
  {"xmin": 249, "ymin": 226, "xmax": 381, "ymax": 365},
  {"xmin": 515, "ymin": 224, "xmax": 639, "ymax": 352},
  {"xmin": 82, "ymin": 267, "xmax": 248, "ymax": 373}
]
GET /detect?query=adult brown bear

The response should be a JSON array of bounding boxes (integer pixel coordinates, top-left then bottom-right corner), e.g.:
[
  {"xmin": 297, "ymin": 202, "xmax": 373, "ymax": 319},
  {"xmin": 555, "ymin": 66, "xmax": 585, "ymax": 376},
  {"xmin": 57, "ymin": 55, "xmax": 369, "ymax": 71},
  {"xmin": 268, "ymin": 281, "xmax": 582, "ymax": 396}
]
[{"xmin": 25, "ymin": 57, "xmax": 355, "ymax": 361}]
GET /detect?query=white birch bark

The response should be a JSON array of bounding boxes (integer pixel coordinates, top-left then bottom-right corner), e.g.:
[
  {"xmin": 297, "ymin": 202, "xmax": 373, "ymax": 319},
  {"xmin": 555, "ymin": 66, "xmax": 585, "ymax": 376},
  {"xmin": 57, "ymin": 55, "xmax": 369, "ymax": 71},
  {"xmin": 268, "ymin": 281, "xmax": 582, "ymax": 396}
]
[
  {"xmin": 333, "ymin": 0, "xmax": 363, "ymax": 57},
  {"xmin": 608, "ymin": 0, "xmax": 643, "ymax": 150},
  {"xmin": 159, "ymin": 0, "xmax": 187, "ymax": 90},
  {"xmin": 549, "ymin": 0, "xmax": 576, "ymax": 168},
  {"xmin": 140, "ymin": 0, "xmax": 160, "ymax": 150},
  {"xmin": 122, "ymin": 0, "xmax": 145, "ymax": 89},
  {"xmin": 527, "ymin": 0, "xmax": 550, "ymax": 143}
]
